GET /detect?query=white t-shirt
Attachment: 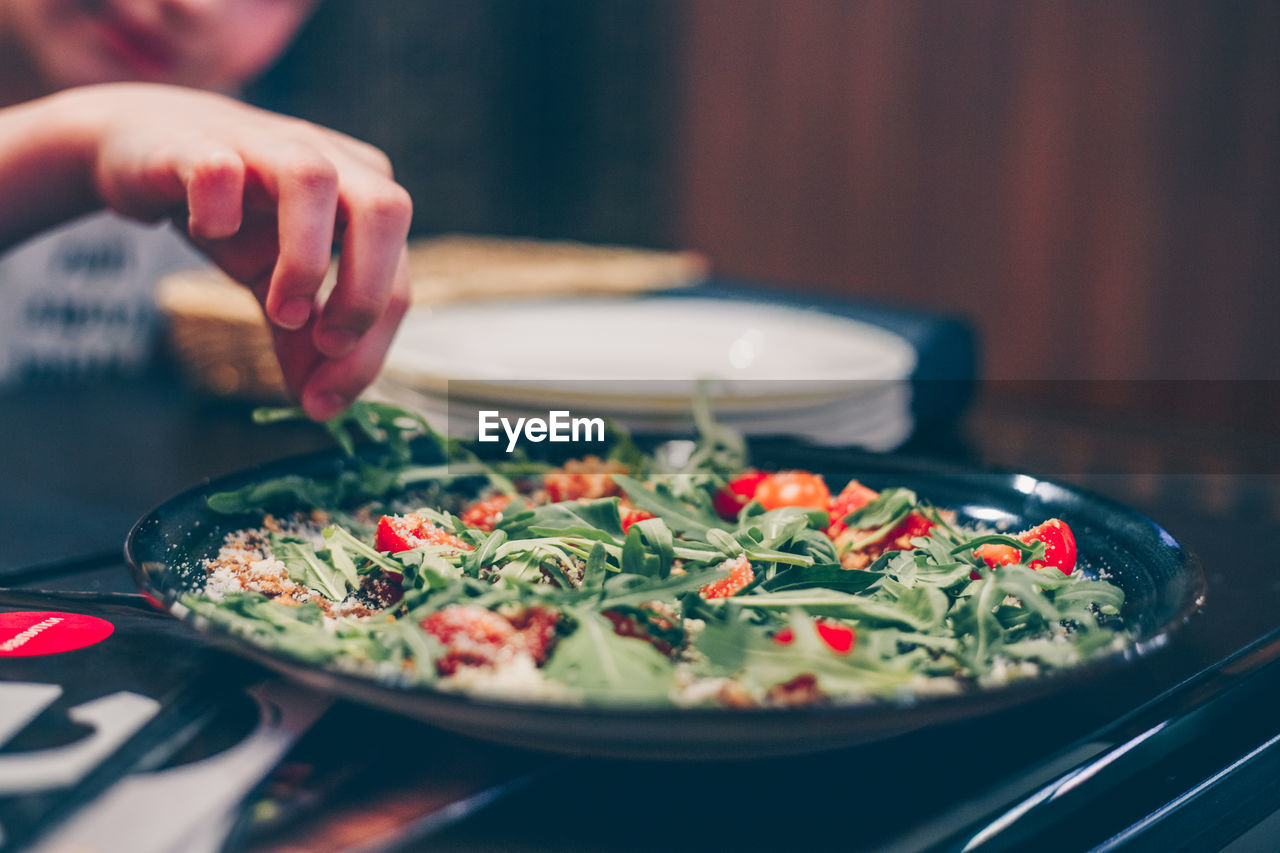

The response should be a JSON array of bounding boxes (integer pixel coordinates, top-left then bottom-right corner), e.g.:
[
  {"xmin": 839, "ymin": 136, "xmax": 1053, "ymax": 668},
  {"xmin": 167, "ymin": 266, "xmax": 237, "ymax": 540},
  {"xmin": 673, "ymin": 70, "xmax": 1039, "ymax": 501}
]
[{"xmin": 0, "ymin": 212, "xmax": 208, "ymax": 385}]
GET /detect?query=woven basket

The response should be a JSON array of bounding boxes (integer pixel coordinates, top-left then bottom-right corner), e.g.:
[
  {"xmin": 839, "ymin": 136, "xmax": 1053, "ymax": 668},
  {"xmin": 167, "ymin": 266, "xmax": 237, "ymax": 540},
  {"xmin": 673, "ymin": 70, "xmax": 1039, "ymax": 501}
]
[{"xmin": 156, "ymin": 235, "xmax": 708, "ymax": 401}]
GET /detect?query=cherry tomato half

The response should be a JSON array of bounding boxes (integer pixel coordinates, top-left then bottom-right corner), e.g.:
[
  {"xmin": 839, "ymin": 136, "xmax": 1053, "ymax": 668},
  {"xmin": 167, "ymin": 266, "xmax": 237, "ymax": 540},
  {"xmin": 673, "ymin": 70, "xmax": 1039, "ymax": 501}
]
[
  {"xmin": 754, "ymin": 471, "xmax": 831, "ymax": 511},
  {"xmin": 974, "ymin": 543, "xmax": 1021, "ymax": 568},
  {"xmin": 1023, "ymin": 518, "xmax": 1077, "ymax": 574},
  {"xmin": 375, "ymin": 514, "xmax": 471, "ymax": 557},
  {"xmin": 460, "ymin": 494, "xmax": 513, "ymax": 532},
  {"xmin": 973, "ymin": 518, "xmax": 1077, "ymax": 575},
  {"xmin": 713, "ymin": 470, "xmax": 770, "ymax": 520}
]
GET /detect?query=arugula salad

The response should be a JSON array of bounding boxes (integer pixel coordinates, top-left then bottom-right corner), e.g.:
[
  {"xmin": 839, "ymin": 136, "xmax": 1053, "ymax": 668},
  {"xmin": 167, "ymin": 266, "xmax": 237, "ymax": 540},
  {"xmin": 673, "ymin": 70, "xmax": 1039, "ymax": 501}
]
[{"xmin": 181, "ymin": 403, "xmax": 1128, "ymax": 708}]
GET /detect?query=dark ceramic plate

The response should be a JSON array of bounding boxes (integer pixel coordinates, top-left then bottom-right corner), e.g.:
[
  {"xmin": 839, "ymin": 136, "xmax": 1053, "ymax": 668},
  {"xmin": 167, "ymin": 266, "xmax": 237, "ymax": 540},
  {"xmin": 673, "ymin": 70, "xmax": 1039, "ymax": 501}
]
[{"xmin": 126, "ymin": 439, "xmax": 1205, "ymax": 760}]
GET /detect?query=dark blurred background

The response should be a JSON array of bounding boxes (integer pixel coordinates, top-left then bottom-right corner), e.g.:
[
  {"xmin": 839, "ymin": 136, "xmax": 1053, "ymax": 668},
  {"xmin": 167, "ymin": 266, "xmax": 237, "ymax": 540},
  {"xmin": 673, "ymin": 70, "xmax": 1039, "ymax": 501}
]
[{"xmin": 249, "ymin": 0, "xmax": 1280, "ymax": 390}]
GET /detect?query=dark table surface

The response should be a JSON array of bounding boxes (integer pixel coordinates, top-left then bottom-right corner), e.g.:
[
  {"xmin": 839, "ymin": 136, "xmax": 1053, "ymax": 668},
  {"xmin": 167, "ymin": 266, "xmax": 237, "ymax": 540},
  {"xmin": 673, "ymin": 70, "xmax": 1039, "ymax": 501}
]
[{"xmin": 2, "ymin": 372, "xmax": 1279, "ymax": 851}]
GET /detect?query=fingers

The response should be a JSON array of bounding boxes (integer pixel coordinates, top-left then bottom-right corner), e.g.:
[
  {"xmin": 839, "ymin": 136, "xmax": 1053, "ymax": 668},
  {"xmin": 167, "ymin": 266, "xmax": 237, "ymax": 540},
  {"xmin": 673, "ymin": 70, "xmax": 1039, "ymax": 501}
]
[
  {"xmin": 296, "ymin": 248, "xmax": 412, "ymax": 420},
  {"xmin": 175, "ymin": 141, "xmax": 244, "ymax": 240},
  {"xmin": 131, "ymin": 105, "xmax": 412, "ymax": 421},
  {"xmin": 195, "ymin": 137, "xmax": 412, "ymax": 422},
  {"xmin": 186, "ymin": 208, "xmax": 280, "ymax": 291},
  {"xmin": 314, "ymin": 177, "xmax": 412, "ymax": 358},
  {"xmin": 270, "ymin": 314, "xmax": 325, "ymax": 403},
  {"xmin": 246, "ymin": 143, "xmax": 340, "ymax": 331}
]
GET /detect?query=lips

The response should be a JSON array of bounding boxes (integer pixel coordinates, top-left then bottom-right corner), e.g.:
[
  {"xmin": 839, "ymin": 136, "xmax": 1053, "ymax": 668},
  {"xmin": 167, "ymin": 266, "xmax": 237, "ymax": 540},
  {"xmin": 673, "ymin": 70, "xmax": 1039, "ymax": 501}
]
[{"xmin": 94, "ymin": 13, "xmax": 179, "ymax": 78}]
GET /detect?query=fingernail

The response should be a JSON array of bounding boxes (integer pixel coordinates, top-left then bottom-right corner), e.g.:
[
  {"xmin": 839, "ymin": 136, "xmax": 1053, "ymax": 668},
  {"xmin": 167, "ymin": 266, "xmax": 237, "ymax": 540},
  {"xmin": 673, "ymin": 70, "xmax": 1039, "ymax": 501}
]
[
  {"xmin": 317, "ymin": 327, "xmax": 360, "ymax": 357},
  {"xmin": 275, "ymin": 298, "xmax": 312, "ymax": 330},
  {"xmin": 307, "ymin": 392, "xmax": 349, "ymax": 421}
]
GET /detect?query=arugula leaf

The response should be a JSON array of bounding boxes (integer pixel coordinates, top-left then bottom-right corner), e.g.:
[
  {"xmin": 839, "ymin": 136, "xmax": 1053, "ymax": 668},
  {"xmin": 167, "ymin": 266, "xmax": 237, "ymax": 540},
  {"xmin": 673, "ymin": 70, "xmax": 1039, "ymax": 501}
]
[
  {"xmin": 706, "ymin": 528, "xmax": 745, "ymax": 558},
  {"xmin": 632, "ymin": 517, "xmax": 677, "ymax": 579},
  {"xmin": 597, "ymin": 570, "xmax": 714, "ymax": 608},
  {"xmin": 269, "ymin": 535, "xmax": 350, "ymax": 601},
  {"xmin": 322, "ymin": 524, "xmax": 411, "ymax": 576},
  {"xmin": 998, "ymin": 637, "xmax": 1081, "ymax": 669},
  {"xmin": 368, "ymin": 619, "xmax": 442, "ymax": 683},
  {"xmin": 950, "ymin": 534, "xmax": 1047, "ymax": 565},
  {"xmin": 745, "ymin": 507, "xmax": 828, "ymax": 546},
  {"xmin": 841, "ymin": 488, "xmax": 917, "ymax": 529},
  {"xmin": 255, "ymin": 401, "xmax": 440, "ymax": 462},
  {"xmin": 686, "ymin": 387, "xmax": 749, "ymax": 481},
  {"xmin": 463, "ymin": 529, "xmax": 508, "ymax": 576},
  {"xmin": 953, "ymin": 576, "xmax": 1007, "ymax": 669},
  {"xmin": 320, "ymin": 527, "xmax": 362, "ymax": 590},
  {"xmin": 742, "ymin": 545, "xmax": 815, "ymax": 568},
  {"xmin": 888, "ymin": 585, "xmax": 951, "ymax": 631},
  {"xmin": 1054, "ymin": 580, "xmax": 1125, "ymax": 613},
  {"xmin": 511, "ymin": 498, "xmax": 625, "ymax": 542},
  {"xmin": 763, "ymin": 564, "xmax": 883, "ymax": 595},
  {"xmin": 184, "ymin": 593, "xmax": 359, "ymax": 664},
  {"xmin": 612, "ymin": 475, "xmax": 725, "ymax": 536},
  {"xmin": 732, "ymin": 589, "xmax": 940, "ymax": 630},
  {"xmin": 542, "ymin": 610, "xmax": 674, "ymax": 703},
  {"xmin": 692, "ymin": 611, "xmax": 919, "ymax": 696},
  {"xmin": 788, "ymin": 529, "xmax": 840, "ymax": 565},
  {"xmin": 620, "ymin": 527, "xmax": 649, "ymax": 578},
  {"xmin": 582, "ymin": 542, "xmax": 609, "ymax": 593},
  {"xmin": 208, "ymin": 475, "xmax": 340, "ymax": 514},
  {"xmin": 397, "ymin": 548, "xmax": 465, "ymax": 587}
]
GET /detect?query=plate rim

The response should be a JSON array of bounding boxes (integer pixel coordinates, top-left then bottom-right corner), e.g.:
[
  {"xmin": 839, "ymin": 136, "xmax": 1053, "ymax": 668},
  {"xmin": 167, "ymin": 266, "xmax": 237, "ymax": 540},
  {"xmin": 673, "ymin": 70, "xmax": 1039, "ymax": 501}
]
[{"xmin": 383, "ymin": 296, "xmax": 920, "ymax": 393}]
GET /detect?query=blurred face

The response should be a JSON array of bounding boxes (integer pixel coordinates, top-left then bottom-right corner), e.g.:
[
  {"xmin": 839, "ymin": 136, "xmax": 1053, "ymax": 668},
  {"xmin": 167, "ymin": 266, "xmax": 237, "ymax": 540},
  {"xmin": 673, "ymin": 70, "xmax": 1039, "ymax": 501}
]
[{"xmin": 4, "ymin": 0, "xmax": 318, "ymax": 93}]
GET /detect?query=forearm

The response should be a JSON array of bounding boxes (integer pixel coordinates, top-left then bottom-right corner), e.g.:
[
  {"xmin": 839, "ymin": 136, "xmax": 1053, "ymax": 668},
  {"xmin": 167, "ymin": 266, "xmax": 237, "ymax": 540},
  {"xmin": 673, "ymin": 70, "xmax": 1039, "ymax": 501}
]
[{"xmin": 0, "ymin": 89, "xmax": 101, "ymax": 250}]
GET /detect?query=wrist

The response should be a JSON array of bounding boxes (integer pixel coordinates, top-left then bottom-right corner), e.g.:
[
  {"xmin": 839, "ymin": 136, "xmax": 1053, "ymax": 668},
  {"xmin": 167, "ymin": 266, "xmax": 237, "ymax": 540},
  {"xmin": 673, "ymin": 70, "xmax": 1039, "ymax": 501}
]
[
  {"xmin": 0, "ymin": 88, "xmax": 110, "ymax": 246},
  {"xmin": 35, "ymin": 86, "xmax": 116, "ymax": 201}
]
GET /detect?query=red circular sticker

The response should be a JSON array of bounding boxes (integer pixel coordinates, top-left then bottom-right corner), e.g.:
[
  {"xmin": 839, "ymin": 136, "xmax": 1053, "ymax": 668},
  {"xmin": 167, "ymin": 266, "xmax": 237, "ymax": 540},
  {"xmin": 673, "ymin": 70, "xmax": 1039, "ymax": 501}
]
[{"xmin": 0, "ymin": 611, "xmax": 115, "ymax": 657}]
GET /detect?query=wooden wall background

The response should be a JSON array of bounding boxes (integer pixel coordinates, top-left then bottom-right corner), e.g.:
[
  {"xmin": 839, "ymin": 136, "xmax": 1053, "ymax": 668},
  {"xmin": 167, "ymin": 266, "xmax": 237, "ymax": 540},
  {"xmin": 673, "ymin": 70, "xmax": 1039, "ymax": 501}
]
[
  {"xmin": 253, "ymin": 1, "xmax": 1280, "ymax": 392},
  {"xmin": 252, "ymin": 1, "xmax": 678, "ymax": 244},
  {"xmin": 674, "ymin": 1, "xmax": 1280, "ymax": 382}
]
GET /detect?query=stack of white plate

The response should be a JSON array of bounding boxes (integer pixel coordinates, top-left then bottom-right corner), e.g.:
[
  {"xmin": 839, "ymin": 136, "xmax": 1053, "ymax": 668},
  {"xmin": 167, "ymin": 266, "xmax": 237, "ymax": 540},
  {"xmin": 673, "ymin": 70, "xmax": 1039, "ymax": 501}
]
[{"xmin": 375, "ymin": 297, "xmax": 918, "ymax": 450}]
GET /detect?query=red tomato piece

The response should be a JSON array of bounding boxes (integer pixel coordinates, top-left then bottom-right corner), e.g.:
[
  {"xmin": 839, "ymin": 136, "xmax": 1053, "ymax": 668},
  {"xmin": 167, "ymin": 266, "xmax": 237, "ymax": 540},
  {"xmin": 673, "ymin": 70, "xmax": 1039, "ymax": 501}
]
[
  {"xmin": 974, "ymin": 542, "xmax": 1021, "ymax": 568},
  {"xmin": 700, "ymin": 555, "xmax": 755, "ymax": 599},
  {"xmin": 505, "ymin": 606, "xmax": 561, "ymax": 663},
  {"xmin": 773, "ymin": 620, "xmax": 856, "ymax": 654},
  {"xmin": 888, "ymin": 511, "xmax": 935, "ymax": 542},
  {"xmin": 601, "ymin": 608, "xmax": 677, "ymax": 656},
  {"xmin": 421, "ymin": 604, "xmax": 559, "ymax": 675},
  {"xmin": 826, "ymin": 480, "xmax": 881, "ymax": 536},
  {"xmin": 816, "ymin": 621, "xmax": 856, "ymax": 654},
  {"xmin": 767, "ymin": 674, "xmax": 825, "ymax": 705},
  {"xmin": 621, "ymin": 508, "xmax": 656, "ymax": 532},
  {"xmin": 970, "ymin": 518, "xmax": 1077, "ymax": 577},
  {"xmin": 375, "ymin": 515, "xmax": 418, "ymax": 553},
  {"xmin": 713, "ymin": 470, "xmax": 770, "ymax": 520},
  {"xmin": 1023, "ymin": 518, "xmax": 1077, "ymax": 574},
  {"xmin": 754, "ymin": 471, "xmax": 831, "ymax": 511},
  {"xmin": 421, "ymin": 604, "xmax": 515, "ymax": 647},
  {"xmin": 375, "ymin": 514, "xmax": 472, "ymax": 555},
  {"xmin": 460, "ymin": 494, "xmax": 513, "ymax": 532}
]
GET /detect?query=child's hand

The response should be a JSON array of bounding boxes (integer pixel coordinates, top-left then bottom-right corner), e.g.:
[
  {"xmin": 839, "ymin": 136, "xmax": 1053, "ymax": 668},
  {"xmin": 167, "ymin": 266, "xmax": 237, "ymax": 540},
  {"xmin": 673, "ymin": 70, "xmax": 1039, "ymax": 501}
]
[{"xmin": 80, "ymin": 84, "xmax": 413, "ymax": 421}]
